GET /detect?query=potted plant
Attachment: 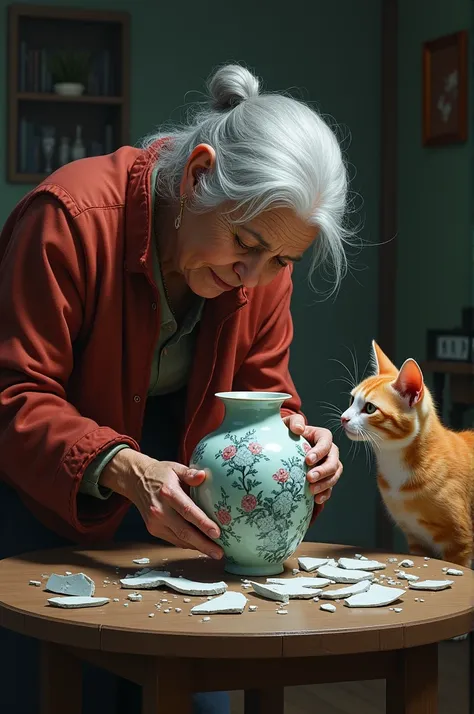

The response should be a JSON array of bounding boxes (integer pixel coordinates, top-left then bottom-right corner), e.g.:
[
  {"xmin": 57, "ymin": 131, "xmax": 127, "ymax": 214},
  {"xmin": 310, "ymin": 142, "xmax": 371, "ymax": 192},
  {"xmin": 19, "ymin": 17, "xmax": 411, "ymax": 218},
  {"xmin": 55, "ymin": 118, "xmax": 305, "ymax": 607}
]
[{"xmin": 49, "ymin": 50, "xmax": 91, "ymax": 96}]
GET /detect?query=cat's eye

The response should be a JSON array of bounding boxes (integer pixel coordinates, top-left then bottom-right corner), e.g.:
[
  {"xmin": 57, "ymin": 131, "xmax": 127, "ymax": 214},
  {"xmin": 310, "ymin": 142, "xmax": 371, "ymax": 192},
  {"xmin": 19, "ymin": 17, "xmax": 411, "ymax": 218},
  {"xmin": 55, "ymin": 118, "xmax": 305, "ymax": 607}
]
[
  {"xmin": 364, "ymin": 402, "xmax": 377, "ymax": 415},
  {"xmin": 349, "ymin": 395, "xmax": 354, "ymax": 406}
]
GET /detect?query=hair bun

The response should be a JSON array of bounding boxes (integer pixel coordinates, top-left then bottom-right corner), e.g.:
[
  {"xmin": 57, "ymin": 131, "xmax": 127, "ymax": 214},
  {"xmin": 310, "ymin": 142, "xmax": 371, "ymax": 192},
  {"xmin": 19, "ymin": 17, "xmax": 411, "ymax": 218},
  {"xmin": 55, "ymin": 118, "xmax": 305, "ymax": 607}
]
[{"xmin": 208, "ymin": 64, "xmax": 260, "ymax": 111}]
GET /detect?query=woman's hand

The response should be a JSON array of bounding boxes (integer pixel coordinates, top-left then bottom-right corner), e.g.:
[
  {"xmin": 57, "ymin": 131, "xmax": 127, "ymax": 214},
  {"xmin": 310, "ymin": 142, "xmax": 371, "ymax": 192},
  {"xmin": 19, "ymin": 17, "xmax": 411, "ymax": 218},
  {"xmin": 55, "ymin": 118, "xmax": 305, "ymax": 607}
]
[
  {"xmin": 100, "ymin": 450, "xmax": 224, "ymax": 559},
  {"xmin": 282, "ymin": 415, "xmax": 343, "ymax": 505}
]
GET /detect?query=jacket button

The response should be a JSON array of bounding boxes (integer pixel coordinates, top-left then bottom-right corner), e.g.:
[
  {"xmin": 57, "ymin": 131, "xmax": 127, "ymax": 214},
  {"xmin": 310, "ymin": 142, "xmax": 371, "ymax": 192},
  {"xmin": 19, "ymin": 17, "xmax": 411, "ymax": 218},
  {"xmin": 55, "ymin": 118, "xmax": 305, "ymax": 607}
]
[
  {"xmin": 133, "ymin": 395, "xmax": 141, "ymax": 403},
  {"xmin": 151, "ymin": 302, "xmax": 157, "ymax": 310}
]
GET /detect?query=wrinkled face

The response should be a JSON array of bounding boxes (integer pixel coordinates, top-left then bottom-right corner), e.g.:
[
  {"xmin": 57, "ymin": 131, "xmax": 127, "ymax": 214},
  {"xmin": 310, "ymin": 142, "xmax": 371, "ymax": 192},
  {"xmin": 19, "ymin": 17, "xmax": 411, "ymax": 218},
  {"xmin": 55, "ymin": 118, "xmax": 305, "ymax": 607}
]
[
  {"xmin": 340, "ymin": 376, "xmax": 418, "ymax": 447},
  {"xmin": 177, "ymin": 204, "xmax": 315, "ymax": 298}
]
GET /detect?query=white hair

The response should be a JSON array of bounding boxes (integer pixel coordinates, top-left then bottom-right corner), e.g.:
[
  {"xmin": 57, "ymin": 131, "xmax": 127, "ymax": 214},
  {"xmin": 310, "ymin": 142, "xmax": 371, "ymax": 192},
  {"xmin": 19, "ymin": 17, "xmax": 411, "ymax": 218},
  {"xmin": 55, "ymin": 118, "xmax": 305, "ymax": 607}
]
[{"xmin": 143, "ymin": 64, "xmax": 354, "ymax": 293}]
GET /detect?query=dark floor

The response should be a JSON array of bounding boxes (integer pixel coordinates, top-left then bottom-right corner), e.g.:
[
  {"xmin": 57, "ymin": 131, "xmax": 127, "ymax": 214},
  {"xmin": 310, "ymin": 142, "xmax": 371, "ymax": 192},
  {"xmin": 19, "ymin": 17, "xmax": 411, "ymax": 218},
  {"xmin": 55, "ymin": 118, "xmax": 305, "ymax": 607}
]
[{"xmin": 230, "ymin": 639, "xmax": 471, "ymax": 713}]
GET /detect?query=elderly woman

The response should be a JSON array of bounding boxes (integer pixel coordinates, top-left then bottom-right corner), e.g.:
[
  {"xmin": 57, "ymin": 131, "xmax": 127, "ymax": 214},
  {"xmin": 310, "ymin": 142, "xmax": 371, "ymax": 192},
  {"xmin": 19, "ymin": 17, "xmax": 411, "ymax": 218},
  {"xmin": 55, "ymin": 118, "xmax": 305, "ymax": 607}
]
[{"xmin": 0, "ymin": 65, "xmax": 349, "ymax": 713}]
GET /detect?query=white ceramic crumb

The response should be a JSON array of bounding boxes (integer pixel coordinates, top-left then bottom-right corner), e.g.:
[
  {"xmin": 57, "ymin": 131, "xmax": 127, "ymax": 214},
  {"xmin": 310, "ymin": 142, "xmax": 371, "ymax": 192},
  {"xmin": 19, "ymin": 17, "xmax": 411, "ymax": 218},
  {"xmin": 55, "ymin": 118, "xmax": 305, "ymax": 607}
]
[
  {"xmin": 175, "ymin": 608, "xmax": 182, "ymax": 613},
  {"xmin": 292, "ymin": 568, "xmax": 299, "ymax": 575},
  {"xmin": 127, "ymin": 593, "xmax": 143, "ymax": 602},
  {"xmin": 393, "ymin": 607, "xmax": 403, "ymax": 613},
  {"xmin": 48, "ymin": 596, "xmax": 109, "ymax": 609},
  {"xmin": 338, "ymin": 558, "xmax": 386, "ymax": 571},
  {"xmin": 183, "ymin": 598, "xmax": 191, "ymax": 603},
  {"xmin": 320, "ymin": 580, "xmax": 372, "ymax": 600},
  {"xmin": 148, "ymin": 612, "xmax": 155, "ymax": 617},
  {"xmin": 202, "ymin": 616, "xmax": 211, "ymax": 622},
  {"xmin": 317, "ymin": 565, "xmax": 375, "ymax": 584},
  {"xmin": 29, "ymin": 580, "xmax": 41, "ymax": 587},
  {"xmin": 191, "ymin": 591, "xmax": 247, "ymax": 615},
  {"xmin": 297, "ymin": 557, "xmax": 329, "ymax": 572},
  {"xmin": 133, "ymin": 558, "xmax": 151, "ymax": 565},
  {"xmin": 398, "ymin": 559, "xmax": 415, "ymax": 568},
  {"xmin": 45, "ymin": 573, "xmax": 95, "ymax": 598},
  {"xmin": 113, "ymin": 598, "xmax": 120, "ymax": 602},
  {"xmin": 397, "ymin": 571, "xmax": 420, "ymax": 582},
  {"xmin": 354, "ymin": 554, "xmax": 362, "ymax": 559},
  {"xmin": 446, "ymin": 568, "xmax": 464, "ymax": 576},
  {"xmin": 276, "ymin": 609, "xmax": 288, "ymax": 615},
  {"xmin": 409, "ymin": 579, "xmax": 454, "ymax": 591},
  {"xmin": 65, "ymin": 571, "xmax": 72, "ymax": 576},
  {"xmin": 388, "ymin": 557, "xmax": 398, "ymax": 563},
  {"xmin": 320, "ymin": 603, "xmax": 336, "ymax": 613},
  {"xmin": 344, "ymin": 584, "xmax": 406, "ymax": 608},
  {"xmin": 249, "ymin": 605, "xmax": 258, "ymax": 612}
]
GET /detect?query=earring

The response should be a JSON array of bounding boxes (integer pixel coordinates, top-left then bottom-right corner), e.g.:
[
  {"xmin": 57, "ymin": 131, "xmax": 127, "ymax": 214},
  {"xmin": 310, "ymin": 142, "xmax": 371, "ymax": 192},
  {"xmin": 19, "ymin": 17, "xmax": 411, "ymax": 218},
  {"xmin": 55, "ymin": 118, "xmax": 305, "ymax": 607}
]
[{"xmin": 174, "ymin": 194, "xmax": 187, "ymax": 230}]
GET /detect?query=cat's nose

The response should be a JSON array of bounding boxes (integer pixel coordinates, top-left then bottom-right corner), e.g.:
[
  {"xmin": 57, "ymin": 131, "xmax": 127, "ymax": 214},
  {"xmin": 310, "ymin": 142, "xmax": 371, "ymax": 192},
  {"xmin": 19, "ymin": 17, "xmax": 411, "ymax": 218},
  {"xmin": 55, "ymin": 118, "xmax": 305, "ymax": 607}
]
[{"xmin": 341, "ymin": 415, "xmax": 350, "ymax": 425}]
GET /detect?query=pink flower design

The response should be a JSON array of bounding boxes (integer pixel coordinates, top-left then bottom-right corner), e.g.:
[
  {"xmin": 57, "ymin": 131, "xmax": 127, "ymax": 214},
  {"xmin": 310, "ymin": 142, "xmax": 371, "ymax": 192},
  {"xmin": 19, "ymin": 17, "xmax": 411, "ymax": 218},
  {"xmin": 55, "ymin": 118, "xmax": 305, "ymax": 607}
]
[
  {"xmin": 248, "ymin": 442, "xmax": 262, "ymax": 455},
  {"xmin": 303, "ymin": 442, "xmax": 311, "ymax": 453},
  {"xmin": 241, "ymin": 494, "xmax": 257, "ymax": 512},
  {"xmin": 272, "ymin": 468, "xmax": 289, "ymax": 484},
  {"xmin": 216, "ymin": 508, "xmax": 232, "ymax": 526},
  {"xmin": 222, "ymin": 445, "xmax": 237, "ymax": 461}
]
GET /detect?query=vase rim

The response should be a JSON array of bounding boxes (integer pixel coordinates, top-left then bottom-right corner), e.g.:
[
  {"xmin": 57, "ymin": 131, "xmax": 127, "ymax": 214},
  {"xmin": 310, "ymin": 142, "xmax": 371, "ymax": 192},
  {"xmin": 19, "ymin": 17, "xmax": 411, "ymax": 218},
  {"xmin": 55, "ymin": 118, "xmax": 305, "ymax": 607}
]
[{"xmin": 215, "ymin": 391, "xmax": 292, "ymax": 402}]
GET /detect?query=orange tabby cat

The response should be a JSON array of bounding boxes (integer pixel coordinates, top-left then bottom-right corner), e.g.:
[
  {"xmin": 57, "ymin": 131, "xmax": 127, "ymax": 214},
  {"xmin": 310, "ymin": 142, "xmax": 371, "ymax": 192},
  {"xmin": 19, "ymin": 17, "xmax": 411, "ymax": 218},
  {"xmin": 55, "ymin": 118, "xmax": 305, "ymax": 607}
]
[{"xmin": 340, "ymin": 340, "xmax": 474, "ymax": 567}]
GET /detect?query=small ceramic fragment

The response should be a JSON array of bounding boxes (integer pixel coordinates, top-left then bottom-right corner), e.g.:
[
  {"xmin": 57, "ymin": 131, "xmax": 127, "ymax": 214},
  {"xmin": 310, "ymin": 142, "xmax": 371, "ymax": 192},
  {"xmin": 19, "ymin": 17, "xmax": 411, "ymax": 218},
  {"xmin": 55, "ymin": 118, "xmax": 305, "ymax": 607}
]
[
  {"xmin": 354, "ymin": 554, "xmax": 362, "ymax": 559},
  {"xmin": 175, "ymin": 608, "xmax": 182, "ymax": 613},
  {"xmin": 393, "ymin": 608, "xmax": 403, "ymax": 613},
  {"xmin": 113, "ymin": 598, "xmax": 120, "ymax": 602},
  {"xmin": 48, "ymin": 596, "xmax": 109, "ymax": 609},
  {"xmin": 45, "ymin": 573, "xmax": 95, "ymax": 598},
  {"xmin": 158, "ymin": 577, "xmax": 228, "ymax": 596},
  {"xmin": 320, "ymin": 580, "xmax": 372, "ymax": 600},
  {"xmin": 190, "ymin": 591, "xmax": 247, "ymax": 615},
  {"xmin": 124, "ymin": 602, "xmax": 129, "ymax": 607},
  {"xmin": 320, "ymin": 603, "xmax": 336, "ymax": 613},
  {"xmin": 399, "ymin": 559, "xmax": 414, "ymax": 568},
  {"xmin": 446, "ymin": 568, "xmax": 464, "ymax": 576},
  {"xmin": 250, "ymin": 582, "xmax": 289, "ymax": 603},
  {"xmin": 120, "ymin": 570, "xmax": 171, "ymax": 588},
  {"xmin": 65, "ymin": 571, "xmax": 72, "ymax": 576},
  {"xmin": 423, "ymin": 564, "xmax": 428, "ymax": 568},
  {"xmin": 317, "ymin": 565, "xmax": 375, "ymax": 584},
  {"xmin": 388, "ymin": 557, "xmax": 398, "ymax": 563},
  {"xmin": 276, "ymin": 609, "xmax": 288, "ymax": 615},
  {"xmin": 292, "ymin": 568, "xmax": 299, "ymax": 575},
  {"xmin": 148, "ymin": 612, "xmax": 155, "ymax": 617},
  {"xmin": 359, "ymin": 556, "xmax": 369, "ymax": 561},
  {"xmin": 163, "ymin": 608, "xmax": 171, "ymax": 613},
  {"xmin": 133, "ymin": 558, "xmax": 150, "ymax": 565},
  {"xmin": 127, "ymin": 593, "xmax": 143, "ymax": 602},
  {"xmin": 424, "ymin": 557, "xmax": 430, "ymax": 561},
  {"xmin": 338, "ymin": 558, "xmax": 386, "ymax": 571},
  {"xmin": 266, "ymin": 576, "xmax": 331, "ymax": 589},
  {"xmin": 297, "ymin": 557, "xmax": 329, "ymax": 572},
  {"xmin": 344, "ymin": 584, "xmax": 406, "ymax": 608},
  {"xmin": 29, "ymin": 580, "xmax": 41, "ymax": 587},
  {"xmin": 249, "ymin": 605, "xmax": 258, "ymax": 612},
  {"xmin": 409, "ymin": 579, "xmax": 454, "ymax": 591},
  {"xmin": 397, "ymin": 571, "xmax": 419, "ymax": 582},
  {"xmin": 202, "ymin": 617, "xmax": 211, "ymax": 622},
  {"xmin": 183, "ymin": 598, "xmax": 191, "ymax": 603}
]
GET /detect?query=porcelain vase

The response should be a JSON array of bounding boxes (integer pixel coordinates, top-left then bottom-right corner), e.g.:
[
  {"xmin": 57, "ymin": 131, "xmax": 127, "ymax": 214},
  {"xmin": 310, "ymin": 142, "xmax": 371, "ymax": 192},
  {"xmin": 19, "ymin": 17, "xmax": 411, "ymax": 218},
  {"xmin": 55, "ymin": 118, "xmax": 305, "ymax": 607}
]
[{"xmin": 190, "ymin": 392, "xmax": 314, "ymax": 576}]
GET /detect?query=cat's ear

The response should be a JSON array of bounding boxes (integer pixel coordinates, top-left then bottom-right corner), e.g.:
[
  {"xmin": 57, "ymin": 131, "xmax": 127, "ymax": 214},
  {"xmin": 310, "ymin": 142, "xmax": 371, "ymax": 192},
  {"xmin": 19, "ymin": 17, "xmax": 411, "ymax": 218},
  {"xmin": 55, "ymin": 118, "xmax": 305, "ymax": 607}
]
[
  {"xmin": 371, "ymin": 340, "xmax": 398, "ymax": 376},
  {"xmin": 392, "ymin": 359, "xmax": 424, "ymax": 407}
]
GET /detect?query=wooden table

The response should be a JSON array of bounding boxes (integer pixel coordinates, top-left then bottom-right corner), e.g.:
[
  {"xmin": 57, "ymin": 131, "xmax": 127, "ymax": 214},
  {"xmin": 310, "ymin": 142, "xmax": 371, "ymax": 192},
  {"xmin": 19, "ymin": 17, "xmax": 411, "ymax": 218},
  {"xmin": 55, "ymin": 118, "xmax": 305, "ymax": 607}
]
[{"xmin": 0, "ymin": 542, "xmax": 472, "ymax": 714}]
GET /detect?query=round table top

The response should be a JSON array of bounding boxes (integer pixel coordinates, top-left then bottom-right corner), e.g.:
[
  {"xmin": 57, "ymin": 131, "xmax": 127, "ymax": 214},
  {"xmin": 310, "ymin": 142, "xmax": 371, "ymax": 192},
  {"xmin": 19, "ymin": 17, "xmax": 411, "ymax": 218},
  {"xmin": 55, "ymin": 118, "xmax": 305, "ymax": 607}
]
[{"xmin": 0, "ymin": 542, "xmax": 472, "ymax": 659}]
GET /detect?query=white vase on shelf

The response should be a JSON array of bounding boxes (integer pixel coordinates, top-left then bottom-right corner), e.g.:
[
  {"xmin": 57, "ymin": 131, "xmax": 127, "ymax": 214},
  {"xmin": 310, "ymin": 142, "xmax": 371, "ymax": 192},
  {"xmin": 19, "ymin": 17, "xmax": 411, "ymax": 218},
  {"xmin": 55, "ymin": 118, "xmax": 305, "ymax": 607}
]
[{"xmin": 71, "ymin": 125, "xmax": 86, "ymax": 161}]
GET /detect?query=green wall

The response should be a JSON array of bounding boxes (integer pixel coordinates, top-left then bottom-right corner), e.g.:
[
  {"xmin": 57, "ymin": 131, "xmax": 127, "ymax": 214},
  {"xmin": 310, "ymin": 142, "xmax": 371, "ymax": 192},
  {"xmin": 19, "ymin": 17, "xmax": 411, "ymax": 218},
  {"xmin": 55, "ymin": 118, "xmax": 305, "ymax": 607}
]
[
  {"xmin": 0, "ymin": 0, "xmax": 382, "ymax": 548},
  {"xmin": 397, "ymin": 0, "xmax": 473, "ymax": 365}
]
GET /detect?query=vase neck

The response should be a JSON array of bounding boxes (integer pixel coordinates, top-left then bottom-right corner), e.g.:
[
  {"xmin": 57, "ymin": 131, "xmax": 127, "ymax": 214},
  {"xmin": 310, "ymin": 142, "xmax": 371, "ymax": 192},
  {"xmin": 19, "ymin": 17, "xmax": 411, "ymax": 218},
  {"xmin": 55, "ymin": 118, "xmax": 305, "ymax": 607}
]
[{"xmin": 220, "ymin": 399, "xmax": 284, "ymax": 424}]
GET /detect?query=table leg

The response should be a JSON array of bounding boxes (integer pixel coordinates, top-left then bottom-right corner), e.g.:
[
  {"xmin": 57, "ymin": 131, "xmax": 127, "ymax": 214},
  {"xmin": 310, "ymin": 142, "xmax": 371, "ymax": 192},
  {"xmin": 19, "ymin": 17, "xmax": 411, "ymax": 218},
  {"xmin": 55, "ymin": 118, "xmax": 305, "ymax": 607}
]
[
  {"xmin": 40, "ymin": 642, "xmax": 82, "ymax": 714},
  {"xmin": 386, "ymin": 644, "xmax": 438, "ymax": 713},
  {"xmin": 142, "ymin": 661, "xmax": 193, "ymax": 714},
  {"xmin": 244, "ymin": 688, "xmax": 285, "ymax": 714}
]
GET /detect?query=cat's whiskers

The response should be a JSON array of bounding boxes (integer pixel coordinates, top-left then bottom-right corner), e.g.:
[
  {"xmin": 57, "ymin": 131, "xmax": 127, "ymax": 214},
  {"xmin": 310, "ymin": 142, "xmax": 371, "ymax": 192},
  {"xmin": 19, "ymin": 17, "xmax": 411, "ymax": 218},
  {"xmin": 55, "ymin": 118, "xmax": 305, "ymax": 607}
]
[{"xmin": 329, "ymin": 358, "xmax": 356, "ymax": 390}]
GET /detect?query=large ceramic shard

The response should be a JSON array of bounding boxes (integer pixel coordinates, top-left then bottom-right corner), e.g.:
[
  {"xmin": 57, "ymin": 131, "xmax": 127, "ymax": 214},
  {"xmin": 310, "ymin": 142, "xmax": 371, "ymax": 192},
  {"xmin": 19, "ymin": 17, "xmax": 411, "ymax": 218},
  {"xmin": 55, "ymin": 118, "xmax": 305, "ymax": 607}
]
[
  {"xmin": 344, "ymin": 584, "xmax": 405, "ymax": 608},
  {"xmin": 48, "ymin": 596, "xmax": 109, "ymax": 609},
  {"xmin": 297, "ymin": 557, "xmax": 329, "ymax": 572},
  {"xmin": 317, "ymin": 565, "xmax": 375, "ymax": 584},
  {"xmin": 320, "ymin": 580, "xmax": 372, "ymax": 600},
  {"xmin": 119, "ymin": 570, "xmax": 171, "ymax": 589},
  {"xmin": 45, "ymin": 573, "xmax": 95, "ymax": 597},
  {"xmin": 266, "ymin": 576, "xmax": 331, "ymax": 588},
  {"xmin": 190, "ymin": 591, "xmax": 248, "ymax": 615},
  {"xmin": 338, "ymin": 558, "xmax": 386, "ymax": 571},
  {"xmin": 408, "ymin": 580, "xmax": 454, "ymax": 591}
]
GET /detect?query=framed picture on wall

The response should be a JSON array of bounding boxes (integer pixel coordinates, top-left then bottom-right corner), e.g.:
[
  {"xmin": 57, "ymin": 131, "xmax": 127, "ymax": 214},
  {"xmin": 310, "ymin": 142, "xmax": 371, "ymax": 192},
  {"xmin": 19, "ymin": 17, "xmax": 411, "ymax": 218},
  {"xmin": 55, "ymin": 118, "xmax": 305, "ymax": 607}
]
[{"xmin": 422, "ymin": 30, "xmax": 468, "ymax": 146}]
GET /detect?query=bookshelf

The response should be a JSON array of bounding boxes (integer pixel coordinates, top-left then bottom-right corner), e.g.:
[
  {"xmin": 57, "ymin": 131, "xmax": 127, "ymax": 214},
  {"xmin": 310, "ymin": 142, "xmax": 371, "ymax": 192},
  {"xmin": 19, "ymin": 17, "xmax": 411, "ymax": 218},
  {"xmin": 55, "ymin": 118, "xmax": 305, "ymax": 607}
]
[{"xmin": 7, "ymin": 4, "xmax": 130, "ymax": 184}]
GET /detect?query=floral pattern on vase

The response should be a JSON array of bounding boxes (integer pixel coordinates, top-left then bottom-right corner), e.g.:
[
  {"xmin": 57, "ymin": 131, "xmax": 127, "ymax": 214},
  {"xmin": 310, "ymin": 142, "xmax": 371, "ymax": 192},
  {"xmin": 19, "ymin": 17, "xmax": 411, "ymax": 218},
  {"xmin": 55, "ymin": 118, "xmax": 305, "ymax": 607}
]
[{"xmin": 190, "ymin": 392, "xmax": 314, "ymax": 576}]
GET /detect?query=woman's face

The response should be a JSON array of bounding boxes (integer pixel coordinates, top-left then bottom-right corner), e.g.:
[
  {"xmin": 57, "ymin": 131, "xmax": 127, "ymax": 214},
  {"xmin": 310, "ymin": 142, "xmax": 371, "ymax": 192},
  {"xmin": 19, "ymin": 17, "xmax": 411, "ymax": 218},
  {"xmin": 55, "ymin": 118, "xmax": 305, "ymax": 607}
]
[{"xmin": 171, "ymin": 145, "xmax": 317, "ymax": 298}]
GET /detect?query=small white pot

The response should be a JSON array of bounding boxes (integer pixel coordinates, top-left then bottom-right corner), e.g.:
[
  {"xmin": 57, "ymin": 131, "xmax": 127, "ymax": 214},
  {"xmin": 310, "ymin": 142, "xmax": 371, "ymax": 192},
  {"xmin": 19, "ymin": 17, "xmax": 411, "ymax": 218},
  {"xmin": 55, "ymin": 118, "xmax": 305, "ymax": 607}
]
[{"xmin": 53, "ymin": 82, "xmax": 85, "ymax": 97}]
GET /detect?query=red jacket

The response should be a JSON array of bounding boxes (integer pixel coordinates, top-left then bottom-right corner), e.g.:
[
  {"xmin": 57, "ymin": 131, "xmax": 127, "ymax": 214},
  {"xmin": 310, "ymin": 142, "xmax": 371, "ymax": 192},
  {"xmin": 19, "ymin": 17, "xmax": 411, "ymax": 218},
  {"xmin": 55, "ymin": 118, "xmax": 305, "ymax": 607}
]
[{"xmin": 0, "ymin": 146, "xmax": 317, "ymax": 544}]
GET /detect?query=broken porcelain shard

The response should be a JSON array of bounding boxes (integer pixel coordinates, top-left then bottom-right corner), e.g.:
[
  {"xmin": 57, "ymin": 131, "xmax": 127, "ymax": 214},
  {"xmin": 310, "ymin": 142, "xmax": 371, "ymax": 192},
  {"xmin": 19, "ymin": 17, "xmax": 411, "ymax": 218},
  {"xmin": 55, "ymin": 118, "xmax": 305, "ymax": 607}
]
[
  {"xmin": 45, "ymin": 573, "xmax": 95, "ymax": 597},
  {"xmin": 266, "ymin": 576, "xmax": 331, "ymax": 589},
  {"xmin": 189, "ymin": 391, "xmax": 314, "ymax": 576},
  {"xmin": 190, "ymin": 591, "xmax": 248, "ymax": 615},
  {"xmin": 344, "ymin": 584, "xmax": 406, "ymax": 608},
  {"xmin": 320, "ymin": 603, "xmax": 336, "ymax": 613},
  {"xmin": 316, "ymin": 564, "xmax": 375, "ymax": 584},
  {"xmin": 47, "ymin": 596, "xmax": 110, "ymax": 609},
  {"xmin": 408, "ymin": 579, "xmax": 454, "ymax": 591},
  {"xmin": 320, "ymin": 580, "xmax": 372, "ymax": 600},
  {"xmin": 297, "ymin": 557, "xmax": 329, "ymax": 572},
  {"xmin": 133, "ymin": 557, "xmax": 150, "ymax": 565},
  {"xmin": 250, "ymin": 580, "xmax": 322, "ymax": 601},
  {"xmin": 250, "ymin": 581, "xmax": 290, "ymax": 603},
  {"xmin": 398, "ymin": 559, "xmax": 415, "ymax": 568},
  {"xmin": 120, "ymin": 572, "xmax": 228, "ymax": 596},
  {"xmin": 338, "ymin": 558, "xmax": 386, "ymax": 571},
  {"xmin": 446, "ymin": 568, "xmax": 464, "ymax": 576},
  {"xmin": 397, "ymin": 571, "xmax": 420, "ymax": 582}
]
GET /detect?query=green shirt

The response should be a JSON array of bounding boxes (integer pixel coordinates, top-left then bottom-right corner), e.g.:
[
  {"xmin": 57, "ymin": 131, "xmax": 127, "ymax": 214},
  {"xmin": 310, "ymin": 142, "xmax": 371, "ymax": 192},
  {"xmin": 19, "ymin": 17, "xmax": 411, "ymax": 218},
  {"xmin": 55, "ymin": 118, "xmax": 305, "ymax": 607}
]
[{"xmin": 80, "ymin": 171, "xmax": 204, "ymax": 499}]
